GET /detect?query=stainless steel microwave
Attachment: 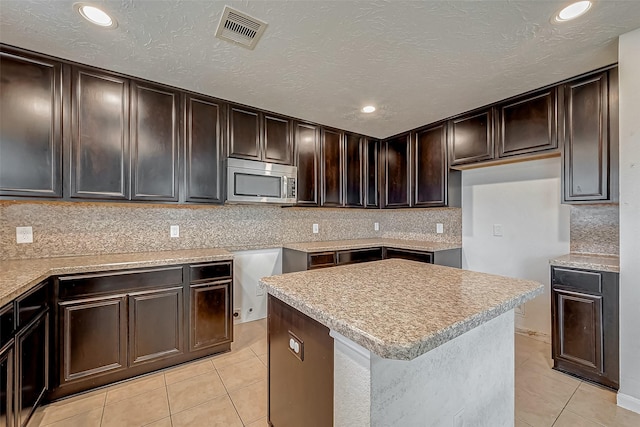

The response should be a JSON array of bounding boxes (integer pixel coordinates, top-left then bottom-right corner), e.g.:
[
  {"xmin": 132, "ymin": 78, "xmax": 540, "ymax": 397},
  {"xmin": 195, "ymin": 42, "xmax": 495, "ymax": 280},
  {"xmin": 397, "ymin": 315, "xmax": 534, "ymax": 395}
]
[{"xmin": 226, "ymin": 158, "xmax": 297, "ymax": 204}]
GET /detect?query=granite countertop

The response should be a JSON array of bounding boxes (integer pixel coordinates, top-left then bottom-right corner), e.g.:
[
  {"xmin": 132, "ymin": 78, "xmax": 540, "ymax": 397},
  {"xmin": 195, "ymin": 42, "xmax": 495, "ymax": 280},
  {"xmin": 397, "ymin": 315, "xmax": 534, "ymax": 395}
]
[
  {"xmin": 549, "ymin": 253, "xmax": 620, "ymax": 273},
  {"xmin": 0, "ymin": 248, "xmax": 233, "ymax": 307},
  {"xmin": 260, "ymin": 259, "xmax": 543, "ymax": 361},
  {"xmin": 282, "ymin": 238, "xmax": 461, "ymax": 253}
]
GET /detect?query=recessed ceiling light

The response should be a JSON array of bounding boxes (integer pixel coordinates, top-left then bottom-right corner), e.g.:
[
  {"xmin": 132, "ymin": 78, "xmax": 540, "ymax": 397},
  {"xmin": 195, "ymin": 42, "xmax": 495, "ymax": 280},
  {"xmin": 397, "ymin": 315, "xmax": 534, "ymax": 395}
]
[
  {"xmin": 75, "ymin": 3, "xmax": 117, "ymax": 28},
  {"xmin": 555, "ymin": 1, "xmax": 592, "ymax": 22},
  {"xmin": 362, "ymin": 106, "xmax": 376, "ymax": 113}
]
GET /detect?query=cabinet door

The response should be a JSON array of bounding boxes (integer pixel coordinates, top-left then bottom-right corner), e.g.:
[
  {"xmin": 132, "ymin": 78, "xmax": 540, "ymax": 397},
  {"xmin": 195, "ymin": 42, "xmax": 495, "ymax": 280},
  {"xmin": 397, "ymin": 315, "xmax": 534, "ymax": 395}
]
[
  {"xmin": 414, "ymin": 124, "xmax": 447, "ymax": 207},
  {"xmin": 130, "ymin": 82, "xmax": 179, "ymax": 201},
  {"xmin": 384, "ymin": 134, "xmax": 411, "ymax": 208},
  {"xmin": 295, "ymin": 122, "xmax": 319, "ymax": 206},
  {"xmin": 0, "ymin": 345, "xmax": 13, "ymax": 427},
  {"xmin": 563, "ymin": 72, "xmax": 609, "ymax": 202},
  {"xmin": 228, "ymin": 106, "xmax": 260, "ymax": 160},
  {"xmin": 189, "ymin": 281, "xmax": 232, "ymax": 352},
  {"xmin": 0, "ymin": 50, "xmax": 62, "ymax": 198},
  {"xmin": 553, "ymin": 289, "xmax": 603, "ymax": 373},
  {"xmin": 344, "ymin": 134, "xmax": 364, "ymax": 208},
  {"xmin": 185, "ymin": 95, "xmax": 223, "ymax": 203},
  {"xmin": 498, "ymin": 88, "xmax": 558, "ymax": 158},
  {"xmin": 129, "ymin": 287, "xmax": 183, "ymax": 366},
  {"xmin": 16, "ymin": 311, "xmax": 48, "ymax": 427},
  {"xmin": 450, "ymin": 109, "xmax": 493, "ymax": 165},
  {"xmin": 263, "ymin": 114, "xmax": 292, "ymax": 165},
  {"xmin": 70, "ymin": 67, "xmax": 129, "ymax": 199},
  {"xmin": 365, "ymin": 139, "xmax": 379, "ymax": 208},
  {"xmin": 59, "ymin": 295, "xmax": 127, "ymax": 384},
  {"xmin": 320, "ymin": 128, "xmax": 343, "ymax": 207}
]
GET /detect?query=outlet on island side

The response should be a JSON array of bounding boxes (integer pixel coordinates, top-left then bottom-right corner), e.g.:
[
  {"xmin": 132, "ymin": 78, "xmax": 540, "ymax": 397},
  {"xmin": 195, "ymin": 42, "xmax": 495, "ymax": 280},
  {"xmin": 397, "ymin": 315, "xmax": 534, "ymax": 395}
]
[{"xmin": 16, "ymin": 226, "xmax": 33, "ymax": 244}]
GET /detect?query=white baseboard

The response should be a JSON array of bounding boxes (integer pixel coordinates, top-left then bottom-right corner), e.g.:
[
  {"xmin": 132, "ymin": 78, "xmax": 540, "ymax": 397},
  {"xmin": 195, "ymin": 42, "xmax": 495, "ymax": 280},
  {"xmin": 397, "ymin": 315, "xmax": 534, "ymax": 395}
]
[
  {"xmin": 618, "ymin": 393, "xmax": 640, "ymax": 414},
  {"xmin": 515, "ymin": 327, "xmax": 551, "ymax": 344}
]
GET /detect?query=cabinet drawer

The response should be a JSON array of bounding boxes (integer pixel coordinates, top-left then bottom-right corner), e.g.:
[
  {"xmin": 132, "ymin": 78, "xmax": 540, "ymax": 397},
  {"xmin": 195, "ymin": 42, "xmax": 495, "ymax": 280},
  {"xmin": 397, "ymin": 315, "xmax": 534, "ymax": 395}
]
[
  {"xmin": 16, "ymin": 281, "xmax": 48, "ymax": 328},
  {"xmin": 552, "ymin": 267, "xmax": 602, "ymax": 294},
  {"xmin": 307, "ymin": 252, "xmax": 336, "ymax": 269},
  {"xmin": 57, "ymin": 267, "xmax": 184, "ymax": 299},
  {"xmin": 0, "ymin": 303, "xmax": 14, "ymax": 349},
  {"xmin": 336, "ymin": 248, "xmax": 383, "ymax": 265},
  {"xmin": 190, "ymin": 262, "xmax": 232, "ymax": 283},
  {"xmin": 384, "ymin": 248, "xmax": 434, "ymax": 264}
]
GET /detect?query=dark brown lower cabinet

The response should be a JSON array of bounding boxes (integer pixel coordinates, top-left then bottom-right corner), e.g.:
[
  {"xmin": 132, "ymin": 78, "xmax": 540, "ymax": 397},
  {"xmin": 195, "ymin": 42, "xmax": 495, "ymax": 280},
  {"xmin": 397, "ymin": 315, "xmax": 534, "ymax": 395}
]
[
  {"xmin": 268, "ymin": 295, "xmax": 333, "ymax": 427},
  {"xmin": 189, "ymin": 280, "xmax": 232, "ymax": 352},
  {"xmin": 58, "ymin": 296, "xmax": 128, "ymax": 385},
  {"xmin": 0, "ymin": 344, "xmax": 13, "ymax": 427},
  {"xmin": 15, "ymin": 311, "xmax": 48, "ymax": 427},
  {"xmin": 551, "ymin": 266, "xmax": 619, "ymax": 390},
  {"xmin": 51, "ymin": 262, "xmax": 233, "ymax": 400},
  {"xmin": 128, "ymin": 288, "xmax": 183, "ymax": 366}
]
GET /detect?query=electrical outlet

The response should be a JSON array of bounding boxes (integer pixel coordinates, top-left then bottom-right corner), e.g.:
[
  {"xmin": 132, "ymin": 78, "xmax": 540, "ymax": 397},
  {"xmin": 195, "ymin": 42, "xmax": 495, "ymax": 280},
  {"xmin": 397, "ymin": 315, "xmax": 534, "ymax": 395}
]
[
  {"xmin": 436, "ymin": 223, "xmax": 444, "ymax": 234},
  {"xmin": 493, "ymin": 224, "xmax": 503, "ymax": 237},
  {"xmin": 16, "ymin": 226, "xmax": 33, "ymax": 244},
  {"xmin": 374, "ymin": 222, "xmax": 379, "ymax": 231},
  {"xmin": 170, "ymin": 225, "xmax": 179, "ymax": 238},
  {"xmin": 312, "ymin": 223, "xmax": 319, "ymax": 234}
]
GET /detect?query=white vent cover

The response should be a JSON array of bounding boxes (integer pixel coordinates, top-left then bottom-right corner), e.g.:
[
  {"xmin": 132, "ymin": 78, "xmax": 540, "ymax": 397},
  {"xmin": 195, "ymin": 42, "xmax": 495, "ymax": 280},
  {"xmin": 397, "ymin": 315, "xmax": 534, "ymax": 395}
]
[{"xmin": 215, "ymin": 6, "xmax": 268, "ymax": 50}]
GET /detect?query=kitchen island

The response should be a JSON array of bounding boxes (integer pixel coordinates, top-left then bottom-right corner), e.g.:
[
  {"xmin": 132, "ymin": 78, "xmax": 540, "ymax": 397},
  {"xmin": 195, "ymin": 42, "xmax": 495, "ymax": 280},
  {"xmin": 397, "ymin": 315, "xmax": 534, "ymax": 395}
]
[{"xmin": 260, "ymin": 259, "xmax": 543, "ymax": 427}]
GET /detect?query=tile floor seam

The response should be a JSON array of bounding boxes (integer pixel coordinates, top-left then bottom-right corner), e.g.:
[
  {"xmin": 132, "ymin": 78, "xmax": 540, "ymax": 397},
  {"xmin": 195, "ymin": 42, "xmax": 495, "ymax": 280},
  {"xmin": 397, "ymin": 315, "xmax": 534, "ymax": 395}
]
[
  {"xmin": 550, "ymin": 380, "xmax": 583, "ymax": 426},
  {"xmin": 99, "ymin": 396, "xmax": 106, "ymax": 427},
  {"xmin": 214, "ymin": 362, "xmax": 246, "ymax": 426},
  {"xmin": 563, "ymin": 408, "xmax": 608, "ymax": 427},
  {"xmin": 164, "ymin": 384, "xmax": 174, "ymax": 427}
]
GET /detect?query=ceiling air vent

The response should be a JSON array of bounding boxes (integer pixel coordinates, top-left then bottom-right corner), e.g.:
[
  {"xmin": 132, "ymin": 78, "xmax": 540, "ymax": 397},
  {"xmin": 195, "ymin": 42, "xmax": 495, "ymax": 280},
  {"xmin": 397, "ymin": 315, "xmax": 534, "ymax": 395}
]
[{"xmin": 215, "ymin": 6, "xmax": 268, "ymax": 50}]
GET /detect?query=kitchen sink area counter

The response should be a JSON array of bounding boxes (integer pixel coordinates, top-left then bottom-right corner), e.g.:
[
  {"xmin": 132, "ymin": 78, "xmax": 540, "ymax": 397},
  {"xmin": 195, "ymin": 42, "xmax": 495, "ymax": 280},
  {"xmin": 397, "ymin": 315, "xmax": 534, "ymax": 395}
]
[
  {"xmin": 0, "ymin": 247, "xmax": 233, "ymax": 306},
  {"xmin": 549, "ymin": 253, "xmax": 620, "ymax": 273},
  {"xmin": 282, "ymin": 238, "xmax": 461, "ymax": 253}
]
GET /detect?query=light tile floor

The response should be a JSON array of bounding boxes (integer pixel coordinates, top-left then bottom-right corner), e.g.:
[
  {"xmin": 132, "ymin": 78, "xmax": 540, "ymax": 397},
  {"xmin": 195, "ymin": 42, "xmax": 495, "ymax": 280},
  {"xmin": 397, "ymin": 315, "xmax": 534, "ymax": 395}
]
[
  {"xmin": 29, "ymin": 320, "xmax": 269, "ymax": 427},
  {"xmin": 515, "ymin": 333, "xmax": 640, "ymax": 427},
  {"xmin": 29, "ymin": 320, "xmax": 640, "ymax": 426}
]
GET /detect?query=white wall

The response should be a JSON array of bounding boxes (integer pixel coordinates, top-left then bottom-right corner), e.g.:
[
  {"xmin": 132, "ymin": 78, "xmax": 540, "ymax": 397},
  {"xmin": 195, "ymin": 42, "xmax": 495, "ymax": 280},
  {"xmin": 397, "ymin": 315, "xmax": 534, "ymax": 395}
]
[
  {"xmin": 617, "ymin": 28, "xmax": 640, "ymax": 413},
  {"xmin": 232, "ymin": 248, "xmax": 282, "ymax": 323},
  {"xmin": 462, "ymin": 157, "xmax": 570, "ymax": 340}
]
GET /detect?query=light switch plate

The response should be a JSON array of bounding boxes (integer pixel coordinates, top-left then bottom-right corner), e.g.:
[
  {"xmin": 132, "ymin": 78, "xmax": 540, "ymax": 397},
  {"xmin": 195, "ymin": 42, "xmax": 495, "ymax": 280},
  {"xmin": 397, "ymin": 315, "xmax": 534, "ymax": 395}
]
[
  {"xmin": 16, "ymin": 226, "xmax": 33, "ymax": 244},
  {"xmin": 170, "ymin": 225, "xmax": 180, "ymax": 238}
]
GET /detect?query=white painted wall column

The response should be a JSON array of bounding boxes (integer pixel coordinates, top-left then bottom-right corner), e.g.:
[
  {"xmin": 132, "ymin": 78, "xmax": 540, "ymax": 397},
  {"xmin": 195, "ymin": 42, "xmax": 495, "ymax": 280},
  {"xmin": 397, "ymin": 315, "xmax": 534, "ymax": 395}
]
[{"xmin": 617, "ymin": 28, "xmax": 640, "ymax": 414}]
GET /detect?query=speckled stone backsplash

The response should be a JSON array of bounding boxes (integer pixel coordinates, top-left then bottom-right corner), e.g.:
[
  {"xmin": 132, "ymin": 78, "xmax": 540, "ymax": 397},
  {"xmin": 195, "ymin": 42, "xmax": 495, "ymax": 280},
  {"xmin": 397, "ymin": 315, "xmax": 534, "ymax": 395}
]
[
  {"xmin": 570, "ymin": 205, "xmax": 619, "ymax": 255},
  {"xmin": 0, "ymin": 201, "xmax": 461, "ymax": 260}
]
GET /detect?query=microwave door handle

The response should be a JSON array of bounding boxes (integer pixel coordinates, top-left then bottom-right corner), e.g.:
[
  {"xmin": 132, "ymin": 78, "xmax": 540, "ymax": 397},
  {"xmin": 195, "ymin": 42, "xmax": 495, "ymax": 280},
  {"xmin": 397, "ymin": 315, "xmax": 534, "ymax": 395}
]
[{"xmin": 282, "ymin": 176, "xmax": 287, "ymax": 198}]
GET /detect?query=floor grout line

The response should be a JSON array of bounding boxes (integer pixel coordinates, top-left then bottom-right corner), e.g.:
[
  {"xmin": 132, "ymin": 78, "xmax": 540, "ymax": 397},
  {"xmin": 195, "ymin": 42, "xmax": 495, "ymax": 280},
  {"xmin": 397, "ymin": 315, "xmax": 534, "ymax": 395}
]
[{"xmin": 550, "ymin": 380, "xmax": 581, "ymax": 426}]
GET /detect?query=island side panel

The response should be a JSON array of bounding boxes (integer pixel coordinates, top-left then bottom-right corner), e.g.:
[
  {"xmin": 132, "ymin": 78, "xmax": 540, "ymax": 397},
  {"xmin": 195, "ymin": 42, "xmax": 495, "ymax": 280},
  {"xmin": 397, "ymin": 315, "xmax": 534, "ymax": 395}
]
[
  {"xmin": 267, "ymin": 295, "xmax": 334, "ymax": 427},
  {"xmin": 370, "ymin": 310, "xmax": 515, "ymax": 427}
]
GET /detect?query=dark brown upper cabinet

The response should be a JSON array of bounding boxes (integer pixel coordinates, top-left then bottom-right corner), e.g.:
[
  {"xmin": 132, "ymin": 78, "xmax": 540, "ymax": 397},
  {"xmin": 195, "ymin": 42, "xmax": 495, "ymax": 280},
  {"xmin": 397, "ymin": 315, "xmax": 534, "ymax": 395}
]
[
  {"xmin": 228, "ymin": 105, "xmax": 292, "ymax": 165},
  {"xmin": 383, "ymin": 134, "xmax": 411, "ymax": 208},
  {"xmin": 184, "ymin": 94, "xmax": 224, "ymax": 204},
  {"xmin": 70, "ymin": 67, "xmax": 130, "ymax": 200},
  {"xmin": 498, "ymin": 88, "xmax": 558, "ymax": 158},
  {"xmin": 0, "ymin": 48, "xmax": 63, "ymax": 198},
  {"xmin": 414, "ymin": 123, "xmax": 447, "ymax": 207},
  {"xmin": 130, "ymin": 81, "xmax": 179, "ymax": 201},
  {"xmin": 365, "ymin": 139, "xmax": 379, "ymax": 208},
  {"xmin": 294, "ymin": 122, "xmax": 320, "ymax": 206},
  {"xmin": 320, "ymin": 128, "xmax": 344, "ymax": 207},
  {"xmin": 264, "ymin": 114, "xmax": 292, "ymax": 164},
  {"xmin": 562, "ymin": 70, "xmax": 617, "ymax": 203},
  {"xmin": 450, "ymin": 109, "xmax": 494, "ymax": 166},
  {"xmin": 344, "ymin": 133, "xmax": 365, "ymax": 208}
]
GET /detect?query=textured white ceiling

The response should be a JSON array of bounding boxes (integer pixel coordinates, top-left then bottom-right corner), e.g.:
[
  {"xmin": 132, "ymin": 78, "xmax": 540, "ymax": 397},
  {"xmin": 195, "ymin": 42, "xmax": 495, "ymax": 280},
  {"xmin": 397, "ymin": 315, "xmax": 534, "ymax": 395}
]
[{"xmin": 1, "ymin": 1, "xmax": 639, "ymax": 138}]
